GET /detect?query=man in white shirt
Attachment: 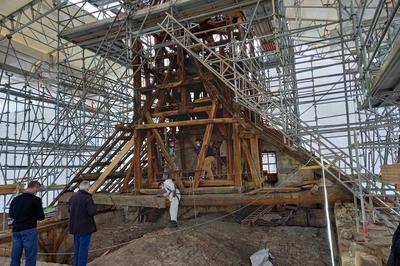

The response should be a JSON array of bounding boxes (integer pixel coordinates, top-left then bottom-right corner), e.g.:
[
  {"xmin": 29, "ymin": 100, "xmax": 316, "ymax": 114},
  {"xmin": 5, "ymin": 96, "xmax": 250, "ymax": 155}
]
[{"xmin": 159, "ymin": 177, "xmax": 181, "ymax": 227}]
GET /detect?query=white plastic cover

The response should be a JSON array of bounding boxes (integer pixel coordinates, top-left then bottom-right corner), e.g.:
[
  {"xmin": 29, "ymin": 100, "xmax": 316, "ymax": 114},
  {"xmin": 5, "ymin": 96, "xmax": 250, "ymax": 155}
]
[{"xmin": 250, "ymin": 248, "xmax": 274, "ymax": 266}]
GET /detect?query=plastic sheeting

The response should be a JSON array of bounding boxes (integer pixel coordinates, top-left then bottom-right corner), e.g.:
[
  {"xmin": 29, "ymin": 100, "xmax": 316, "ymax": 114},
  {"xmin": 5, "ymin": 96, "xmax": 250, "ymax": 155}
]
[{"xmin": 250, "ymin": 248, "xmax": 274, "ymax": 266}]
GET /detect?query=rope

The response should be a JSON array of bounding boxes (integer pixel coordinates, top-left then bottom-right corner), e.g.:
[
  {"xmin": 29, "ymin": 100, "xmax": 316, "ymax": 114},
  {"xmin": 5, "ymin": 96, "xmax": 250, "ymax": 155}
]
[
  {"xmin": 36, "ymin": 189, "xmax": 274, "ymax": 256},
  {"xmin": 188, "ymin": 175, "xmax": 197, "ymax": 224}
]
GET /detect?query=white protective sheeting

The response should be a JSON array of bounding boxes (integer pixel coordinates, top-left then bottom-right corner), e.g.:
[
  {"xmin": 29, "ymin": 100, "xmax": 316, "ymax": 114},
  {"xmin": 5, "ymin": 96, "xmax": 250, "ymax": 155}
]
[{"xmin": 250, "ymin": 248, "xmax": 274, "ymax": 266}]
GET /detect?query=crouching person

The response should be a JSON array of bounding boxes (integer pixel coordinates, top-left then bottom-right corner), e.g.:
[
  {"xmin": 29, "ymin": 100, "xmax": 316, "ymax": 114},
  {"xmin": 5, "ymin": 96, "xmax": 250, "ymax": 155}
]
[
  {"xmin": 159, "ymin": 177, "xmax": 181, "ymax": 227},
  {"xmin": 69, "ymin": 181, "xmax": 97, "ymax": 266}
]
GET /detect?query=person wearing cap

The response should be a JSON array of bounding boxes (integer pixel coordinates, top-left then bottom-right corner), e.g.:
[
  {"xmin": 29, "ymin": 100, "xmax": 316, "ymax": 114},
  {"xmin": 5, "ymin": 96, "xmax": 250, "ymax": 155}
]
[
  {"xmin": 195, "ymin": 138, "xmax": 215, "ymax": 179},
  {"xmin": 69, "ymin": 181, "xmax": 97, "ymax": 266},
  {"xmin": 9, "ymin": 180, "xmax": 45, "ymax": 266},
  {"xmin": 159, "ymin": 177, "xmax": 181, "ymax": 227}
]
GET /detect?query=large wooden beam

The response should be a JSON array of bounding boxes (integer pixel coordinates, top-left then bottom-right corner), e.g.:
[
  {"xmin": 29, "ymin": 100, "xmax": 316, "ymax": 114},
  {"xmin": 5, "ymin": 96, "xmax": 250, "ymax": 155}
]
[
  {"xmin": 146, "ymin": 131, "xmax": 155, "ymax": 185},
  {"xmin": 139, "ymin": 186, "xmax": 237, "ymax": 195},
  {"xmin": 122, "ymin": 132, "xmax": 138, "ymax": 192},
  {"xmin": 136, "ymin": 118, "xmax": 239, "ymax": 130},
  {"xmin": 151, "ymin": 105, "xmax": 211, "ymax": 118},
  {"xmin": 147, "ymin": 179, "xmax": 235, "ymax": 188},
  {"xmin": 241, "ymin": 139, "xmax": 261, "ymax": 188},
  {"xmin": 0, "ymin": 183, "xmax": 24, "ymax": 195},
  {"xmin": 134, "ymin": 131, "xmax": 143, "ymax": 191},
  {"xmin": 232, "ymin": 123, "xmax": 242, "ymax": 189},
  {"xmin": 58, "ymin": 186, "xmax": 352, "ymax": 209},
  {"xmin": 180, "ymin": 186, "xmax": 352, "ymax": 207},
  {"xmin": 194, "ymin": 101, "xmax": 218, "ymax": 187},
  {"xmin": 58, "ymin": 192, "xmax": 166, "ymax": 208}
]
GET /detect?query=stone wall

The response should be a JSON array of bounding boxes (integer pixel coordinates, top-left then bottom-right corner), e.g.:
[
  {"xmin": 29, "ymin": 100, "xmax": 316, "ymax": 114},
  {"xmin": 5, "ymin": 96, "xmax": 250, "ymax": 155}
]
[{"xmin": 262, "ymin": 141, "xmax": 312, "ymax": 186}]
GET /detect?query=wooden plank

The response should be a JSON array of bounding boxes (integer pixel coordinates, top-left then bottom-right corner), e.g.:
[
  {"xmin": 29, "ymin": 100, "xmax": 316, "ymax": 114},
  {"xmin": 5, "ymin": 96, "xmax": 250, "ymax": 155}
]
[
  {"xmin": 195, "ymin": 178, "xmax": 235, "ymax": 187},
  {"xmin": 151, "ymin": 105, "xmax": 212, "ymax": 118},
  {"xmin": 250, "ymin": 135, "xmax": 262, "ymax": 183},
  {"xmin": 0, "ymin": 183, "xmax": 24, "ymax": 195},
  {"xmin": 134, "ymin": 132, "xmax": 143, "ymax": 191},
  {"xmin": 258, "ymin": 187, "xmax": 302, "ymax": 193},
  {"xmin": 50, "ymin": 225, "xmax": 69, "ymax": 262},
  {"xmin": 226, "ymin": 124, "xmax": 233, "ymax": 180},
  {"xmin": 122, "ymin": 132, "xmax": 138, "ymax": 192},
  {"xmin": 146, "ymin": 131, "xmax": 155, "ymax": 184},
  {"xmin": 80, "ymin": 172, "xmax": 125, "ymax": 181},
  {"xmin": 284, "ymin": 179, "xmax": 319, "ymax": 187},
  {"xmin": 57, "ymin": 186, "xmax": 351, "ymax": 209},
  {"xmin": 241, "ymin": 139, "xmax": 261, "ymax": 188},
  {"xmin": 194, "ymin": 101, "xmax": 218, "ymax": 187},
  {"xmin": 147, "ymin": 179, "xmax": 235, "ymax": 188},
  {"xmin": 58, "ymin": 192, "xmax": 167, "ymax": 208},
  {"xmin": 180, "ymin": 186, "xmax": 352, "ymax": 207},
  {"xmin": 139, "ymin": 186, "xmax": 237, "ymax": 195},
  {"xmin": 179, "ymin": 135, "xmax": 186, "ymax": 173},
  {"xmin": 88, "ymin": 136, "xmax": 136, "ymax": 193},
  {"xmin": 136, "ymin": 118, "xmax": 239, "ymax": 130},
  {"xmin": 232, "ymin": 124, "xmax": 242, "ymax": 189}
]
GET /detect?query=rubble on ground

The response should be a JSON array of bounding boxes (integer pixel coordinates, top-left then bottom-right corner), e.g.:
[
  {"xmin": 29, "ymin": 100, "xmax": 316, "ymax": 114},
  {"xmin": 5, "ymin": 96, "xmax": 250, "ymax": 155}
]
[{"xmin": 90, "ymin": 216, "xmax": 330, "ymax": 266}]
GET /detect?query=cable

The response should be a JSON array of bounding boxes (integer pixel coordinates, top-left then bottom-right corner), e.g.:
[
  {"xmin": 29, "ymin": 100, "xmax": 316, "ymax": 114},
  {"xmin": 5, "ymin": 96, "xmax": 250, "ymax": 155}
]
[
  {"xmin": 188, "ymin": 175, "xmax": 197, "ymax": 224},
  {"xmin": 321, "ymin": 154, "xmax": 335, "ymax": 266}
]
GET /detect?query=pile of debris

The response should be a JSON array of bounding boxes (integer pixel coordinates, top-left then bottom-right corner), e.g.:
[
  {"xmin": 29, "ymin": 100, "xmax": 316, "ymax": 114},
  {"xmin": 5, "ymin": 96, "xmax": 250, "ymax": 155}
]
[{"xmin": 89, "ymin": 216, "xmax": 330, "ymax": 266}]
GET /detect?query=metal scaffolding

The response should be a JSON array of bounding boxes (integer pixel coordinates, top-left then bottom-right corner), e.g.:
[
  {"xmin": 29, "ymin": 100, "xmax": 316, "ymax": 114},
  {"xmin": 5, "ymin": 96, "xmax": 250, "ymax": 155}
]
[{"xmin": 0, "ymin": 0, "xmax": 400, "ymax": 231}]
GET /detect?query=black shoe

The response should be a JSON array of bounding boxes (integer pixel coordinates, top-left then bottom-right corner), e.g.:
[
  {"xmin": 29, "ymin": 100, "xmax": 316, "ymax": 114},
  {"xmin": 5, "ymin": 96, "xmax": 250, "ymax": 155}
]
[{"xmin": 169, "ymin": 220, "xmax": 178, "ymax": 228}]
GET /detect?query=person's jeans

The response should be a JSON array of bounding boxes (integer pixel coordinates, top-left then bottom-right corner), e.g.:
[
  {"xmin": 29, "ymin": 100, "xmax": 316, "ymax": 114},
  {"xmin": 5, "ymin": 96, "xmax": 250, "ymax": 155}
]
[
  {"xmin": 11, "ymin": 228, "xmax": 38, "ymax": 266},
  {"xmin": 73, "ymin": 234, "xmax": 92, "ymax": 266}
]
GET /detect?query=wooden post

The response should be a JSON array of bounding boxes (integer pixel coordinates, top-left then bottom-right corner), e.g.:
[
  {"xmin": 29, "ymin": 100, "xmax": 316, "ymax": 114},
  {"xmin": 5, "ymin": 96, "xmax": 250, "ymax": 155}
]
[
  {"xmin": 232, "ymin": 123, "xmax": 242, "ymax": 189},
  {"xmin": 134, "ymin": 131, "xmax": 143, "ymax": 191},
  {"xmin": 250, "ymin": 135, "xmax": 262, "ymax": 186},
  {"xmin": 194, "ymin": 101, "xmax": 218, "ymax": 187},
  {"xmin": 226, "ymin": 124, "xmax": 233, "ymax": 180},
  {"xmin": 179, "ymin": 132, "xmax": 186, "ymax": 173},
  {"xmin": 146, "ymin": 131, "xmax": 155, "ymax": 185},
  {"xmin": 242, "ymin": 139, "xmax": 261, "ymax": 188}
]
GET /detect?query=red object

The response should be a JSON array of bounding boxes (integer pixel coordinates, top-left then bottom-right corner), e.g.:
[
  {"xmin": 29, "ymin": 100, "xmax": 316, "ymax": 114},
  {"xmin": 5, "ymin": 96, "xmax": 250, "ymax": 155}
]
[
  {"xmin": 363, "ymin": 221, "xmax": 369, "ymax": 240},
  {"xmin": 261, "ymin": 40, "xmax": 276, "ymax": 51}
]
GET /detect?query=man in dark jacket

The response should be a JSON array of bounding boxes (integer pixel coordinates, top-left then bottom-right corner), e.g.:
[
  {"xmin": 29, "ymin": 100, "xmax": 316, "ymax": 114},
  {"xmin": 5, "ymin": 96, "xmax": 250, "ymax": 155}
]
[
  {"xmin": 69, "ymin": 181, "xmax": 97, "ymax": 266},
  {"xmin": 9, "ymin": 180, "xmax": 45, "ymax": 266},
  {"xmin": 388, "ymin": 223, "xmax": 400, "ymax": 266}
]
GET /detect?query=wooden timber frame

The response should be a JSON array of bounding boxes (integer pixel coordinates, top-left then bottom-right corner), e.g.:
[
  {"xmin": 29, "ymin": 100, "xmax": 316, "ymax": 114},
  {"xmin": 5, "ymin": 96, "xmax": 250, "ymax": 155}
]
[
  {"xmin": 51, "ymin": 10, "xmax": 348, "ymax": 206},
  {"xmin": 51, "ymin": 11, "xmax": 278, "ymax": 202}
]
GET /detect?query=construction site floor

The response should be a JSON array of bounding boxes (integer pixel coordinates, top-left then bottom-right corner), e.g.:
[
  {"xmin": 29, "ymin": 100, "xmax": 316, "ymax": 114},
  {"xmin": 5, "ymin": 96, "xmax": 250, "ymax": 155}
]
[{"xmin": 89, "ymin": 215, "xmax": 330, "ymax": 266}]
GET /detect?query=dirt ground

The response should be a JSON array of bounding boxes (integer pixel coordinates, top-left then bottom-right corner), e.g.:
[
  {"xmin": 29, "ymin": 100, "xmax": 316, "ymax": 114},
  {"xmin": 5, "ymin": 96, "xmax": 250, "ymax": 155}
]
[
  {"xmin": 0, "ymin": 212, "xmax": 332, "ymax": 266},
  {"xmin": 0, "ymin": 256, "xmax": 68, "ymax": 265},
  {"xmin": 89, "ymin": 216, "xmax": 331, "ymax": 266}
]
